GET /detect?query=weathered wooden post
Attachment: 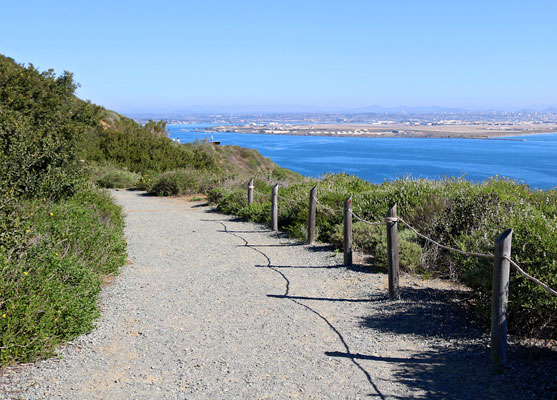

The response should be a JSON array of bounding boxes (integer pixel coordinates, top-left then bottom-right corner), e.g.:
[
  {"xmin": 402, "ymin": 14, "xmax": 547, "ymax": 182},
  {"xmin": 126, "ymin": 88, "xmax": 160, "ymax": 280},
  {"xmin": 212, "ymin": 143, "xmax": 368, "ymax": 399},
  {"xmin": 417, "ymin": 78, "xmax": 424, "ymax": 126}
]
[
  {"xmin": 343, "ymin": 196, "xmax": 353, "ymax": 266},
  {"xmin": 247, "ymin": 178, "xmax": 254, "ymax": 206},
  {"xmin": 271, "ymin": 184, "xmax": 278, "ymax": 232},
  {"xmin": 307, "ymin": 186, "xmax": 317, "ymax": 244},
  {"xmin": 386, "ymin": 204, "xmax": 400, "ymax": 300},
  {"xmin": 491, "ymin": 228, "xmax": 513, "ymax": 370}
]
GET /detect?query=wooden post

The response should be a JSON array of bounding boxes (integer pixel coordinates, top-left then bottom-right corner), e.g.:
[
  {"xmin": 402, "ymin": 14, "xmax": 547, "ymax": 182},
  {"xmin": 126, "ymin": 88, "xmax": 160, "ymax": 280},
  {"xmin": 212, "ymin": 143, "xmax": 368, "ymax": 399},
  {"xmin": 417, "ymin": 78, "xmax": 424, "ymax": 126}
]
[
  {"xmin": 307, "ymin": 186, "xmax": 317, "ymax": 244},
  {"xmin": 343, "ymin": 196, "xmax": 353, "ymax": 266},
  {"xmin": 386, "ymin": 204, "xmax": 400, "ymax": 300},
  {"xmin": 491, "ymin": 228, "xmax": 513, "ymax": 370},
  {"xmin": 247, "ymin": 178, "xmax": 254, "ymax": 206},
  {"xmin": 271, "ymin": 184, "xmax": 278, "ymax": 232}
]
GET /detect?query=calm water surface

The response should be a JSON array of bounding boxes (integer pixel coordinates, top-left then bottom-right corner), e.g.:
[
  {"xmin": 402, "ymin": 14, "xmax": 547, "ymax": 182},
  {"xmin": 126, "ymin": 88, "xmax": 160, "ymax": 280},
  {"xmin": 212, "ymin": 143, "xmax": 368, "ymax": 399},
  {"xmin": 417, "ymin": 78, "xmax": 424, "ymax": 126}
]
[{"xmin": 168, "ymin": 124, "xmax": 557, "ymax": 190}]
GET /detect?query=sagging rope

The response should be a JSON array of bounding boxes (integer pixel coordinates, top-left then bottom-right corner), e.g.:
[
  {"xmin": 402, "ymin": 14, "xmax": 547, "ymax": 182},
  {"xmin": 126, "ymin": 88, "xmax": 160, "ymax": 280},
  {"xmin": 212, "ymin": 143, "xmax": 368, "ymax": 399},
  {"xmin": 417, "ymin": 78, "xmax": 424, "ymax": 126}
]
[
  {"xmin": 277, "ymin": 193, "xmax": 299, "ymax": 203},
  {"xmin": 253, "ymin": 188, "xmax": 300, "ymax": 204},
  {"xmin": 396, "ymin": 217, "xmax": 556, "ymax": 297},
  {"xmin": 396, "ymin": 217, "xmax": 494, "ymax": 259},
  {"xmin": 252, "ymin": 188, "xmax": 267, "ymax": 197},
  {"xmin": 315, "ymin": 198, "xmax": 343, "ymax": 214},
  {"xmin": 504, "ymin": 256, "xmax": 557, "ymax": 297},
  {"xmin": 349, "ymin": 210, "xmax": 386, "ymax": 226}
]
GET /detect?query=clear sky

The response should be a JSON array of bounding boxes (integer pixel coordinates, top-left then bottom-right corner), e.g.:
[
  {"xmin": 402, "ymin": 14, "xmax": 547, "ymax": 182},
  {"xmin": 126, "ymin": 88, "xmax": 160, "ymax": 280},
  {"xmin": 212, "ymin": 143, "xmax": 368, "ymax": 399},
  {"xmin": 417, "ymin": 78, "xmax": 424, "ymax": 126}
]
[{"xmin": 1, "ymin": 0, "xmax": 556, "ymax": 113}]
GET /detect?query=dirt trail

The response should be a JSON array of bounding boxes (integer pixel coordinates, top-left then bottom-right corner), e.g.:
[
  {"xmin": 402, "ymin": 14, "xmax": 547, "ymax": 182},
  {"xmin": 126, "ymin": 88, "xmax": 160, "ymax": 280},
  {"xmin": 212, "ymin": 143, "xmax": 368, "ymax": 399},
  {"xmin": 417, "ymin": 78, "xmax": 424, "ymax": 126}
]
[{"xmin": 1, "ymin": 190, "xmax": 554, "ymax": 399}]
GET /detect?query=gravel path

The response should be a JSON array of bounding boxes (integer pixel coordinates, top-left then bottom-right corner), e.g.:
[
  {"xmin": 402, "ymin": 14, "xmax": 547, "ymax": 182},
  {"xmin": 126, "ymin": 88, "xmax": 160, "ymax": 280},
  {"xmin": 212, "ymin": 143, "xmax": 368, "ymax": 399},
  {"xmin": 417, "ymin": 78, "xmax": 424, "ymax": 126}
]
[{"xmin": 1, "ymin": 190, "xmax": 555, "ymax": 399}]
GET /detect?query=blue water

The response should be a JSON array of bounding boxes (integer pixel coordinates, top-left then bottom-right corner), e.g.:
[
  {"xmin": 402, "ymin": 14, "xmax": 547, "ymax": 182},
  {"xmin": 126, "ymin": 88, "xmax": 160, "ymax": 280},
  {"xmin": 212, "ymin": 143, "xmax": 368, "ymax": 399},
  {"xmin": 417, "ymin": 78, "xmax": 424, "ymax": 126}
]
[{"xmin": 168, "ymin": 124, "xmax": 557, "ymax": 190}]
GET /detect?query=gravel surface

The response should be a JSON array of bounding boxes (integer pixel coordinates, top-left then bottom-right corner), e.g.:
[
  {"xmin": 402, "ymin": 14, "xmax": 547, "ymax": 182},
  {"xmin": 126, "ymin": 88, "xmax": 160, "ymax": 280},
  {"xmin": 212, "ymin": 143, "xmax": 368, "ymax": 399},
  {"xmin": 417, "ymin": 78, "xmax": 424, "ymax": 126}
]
[{"xmin": 1, "ymin": 190, "xmax": 555, "ymax": 399}]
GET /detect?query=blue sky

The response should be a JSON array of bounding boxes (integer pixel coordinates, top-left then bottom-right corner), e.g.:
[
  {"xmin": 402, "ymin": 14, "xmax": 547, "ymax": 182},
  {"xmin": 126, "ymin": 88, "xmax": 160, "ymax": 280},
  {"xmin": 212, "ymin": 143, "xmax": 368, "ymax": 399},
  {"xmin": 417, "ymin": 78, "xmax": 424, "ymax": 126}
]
[{"xmin": 1, "ymin": 1, "xmax": 556, "ymax": 113}]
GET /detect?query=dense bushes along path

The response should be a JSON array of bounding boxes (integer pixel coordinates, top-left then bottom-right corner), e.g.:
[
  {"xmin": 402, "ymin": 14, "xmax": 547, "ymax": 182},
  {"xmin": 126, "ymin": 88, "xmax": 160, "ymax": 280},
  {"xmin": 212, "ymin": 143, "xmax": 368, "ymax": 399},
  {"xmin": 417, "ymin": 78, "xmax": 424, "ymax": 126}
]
[{"xmin": 1, "ymin": 190, "xmax": 554, "ymax": 399}]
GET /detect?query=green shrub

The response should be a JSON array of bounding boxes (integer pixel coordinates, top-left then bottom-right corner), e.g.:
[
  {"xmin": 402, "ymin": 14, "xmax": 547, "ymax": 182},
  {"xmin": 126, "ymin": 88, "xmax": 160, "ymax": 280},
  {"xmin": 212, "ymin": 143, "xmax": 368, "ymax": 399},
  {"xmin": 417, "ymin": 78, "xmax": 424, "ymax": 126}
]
[
  {"xmin": 149, "ymin": 169, "xmax": 220, "ymax": 196},
  {"xmin": 330, "ymin": 222, "xmax": 383, "ymax": 254},
  {"xmin": 0, "ymin": 55, "xmax": 100, "ymax": 201},
  {"xmin": 90, "ymin": 164, "xmax": 141, "ymax": 189},
  {"xmin": 96, "ymin": 170, "xmax": 141, "ymax": 189},
  {"xmin": 374, "ymin": 229, "xmax": 423, "ymax": 273},
  {"xmin": 330, "ymin": 222, "xmax": 422, "ymax": 272},
  {"xmin": 0, "ymin": 55, "xmax": 129, "ymax": 366},
  {"xmin": 0, "ymin": 189, "xmax": 126, "ymax": 365}
]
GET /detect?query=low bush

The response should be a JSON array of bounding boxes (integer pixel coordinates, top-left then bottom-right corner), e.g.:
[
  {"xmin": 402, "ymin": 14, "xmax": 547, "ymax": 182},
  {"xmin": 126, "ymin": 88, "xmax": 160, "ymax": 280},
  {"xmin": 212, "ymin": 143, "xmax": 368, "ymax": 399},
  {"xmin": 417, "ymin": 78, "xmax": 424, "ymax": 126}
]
[
  {"xmin": 0, "ymin": 189, "xmax": 127, "ymax": 365},
  {"xmin": 149, "ymin": 169, "xmax": 220, "ymax": 196},
  {"xmin": 329, "ymin": 222, "xmax": 422, "ymax": 273},
  {"xmin": 90, "ymin": 163, "xmax": 141, "ymax": 189}
]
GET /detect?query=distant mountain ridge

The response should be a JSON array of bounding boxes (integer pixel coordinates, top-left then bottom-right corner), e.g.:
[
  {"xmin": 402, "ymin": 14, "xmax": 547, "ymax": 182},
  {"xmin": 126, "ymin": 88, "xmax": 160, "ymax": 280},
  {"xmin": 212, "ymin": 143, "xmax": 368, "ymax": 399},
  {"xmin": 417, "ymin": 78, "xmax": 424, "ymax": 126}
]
[{"xmin": 347, "ymin": 105, "xmax": 470, "ymax": 114}]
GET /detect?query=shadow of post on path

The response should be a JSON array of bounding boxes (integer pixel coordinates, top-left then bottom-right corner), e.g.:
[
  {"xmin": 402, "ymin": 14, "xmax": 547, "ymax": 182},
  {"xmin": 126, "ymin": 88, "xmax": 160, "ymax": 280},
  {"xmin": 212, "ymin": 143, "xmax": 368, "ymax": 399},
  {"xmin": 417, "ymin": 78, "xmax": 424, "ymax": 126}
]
[{"xmin": 354, "ymin": 286, "xmax": 557, "ymax": 399}]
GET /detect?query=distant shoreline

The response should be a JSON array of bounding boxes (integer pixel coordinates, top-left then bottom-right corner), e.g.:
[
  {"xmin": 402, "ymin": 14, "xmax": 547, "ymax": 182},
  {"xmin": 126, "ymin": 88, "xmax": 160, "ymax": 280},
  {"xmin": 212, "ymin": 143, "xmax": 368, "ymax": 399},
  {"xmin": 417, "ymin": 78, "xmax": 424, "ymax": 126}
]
[{"xmin": 189, "ymin": 123, "xmax": 557, "ymax": 140}]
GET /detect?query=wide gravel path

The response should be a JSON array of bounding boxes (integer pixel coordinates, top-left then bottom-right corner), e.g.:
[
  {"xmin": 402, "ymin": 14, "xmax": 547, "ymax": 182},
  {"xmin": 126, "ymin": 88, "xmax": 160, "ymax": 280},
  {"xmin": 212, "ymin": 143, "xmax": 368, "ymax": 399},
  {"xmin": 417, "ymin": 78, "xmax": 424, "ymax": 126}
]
[{"xmin": 1, "ymin": 190, "xmax": 555, "ymax": 399}]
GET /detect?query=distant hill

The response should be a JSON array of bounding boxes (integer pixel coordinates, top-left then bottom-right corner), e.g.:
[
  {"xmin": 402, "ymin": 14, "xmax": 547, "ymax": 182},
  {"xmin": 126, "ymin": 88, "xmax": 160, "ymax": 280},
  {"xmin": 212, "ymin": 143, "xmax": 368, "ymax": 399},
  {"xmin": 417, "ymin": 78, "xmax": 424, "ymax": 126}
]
[{"xmin": 347, "ymin": 105, "xmax": 470, "ymax": 114}]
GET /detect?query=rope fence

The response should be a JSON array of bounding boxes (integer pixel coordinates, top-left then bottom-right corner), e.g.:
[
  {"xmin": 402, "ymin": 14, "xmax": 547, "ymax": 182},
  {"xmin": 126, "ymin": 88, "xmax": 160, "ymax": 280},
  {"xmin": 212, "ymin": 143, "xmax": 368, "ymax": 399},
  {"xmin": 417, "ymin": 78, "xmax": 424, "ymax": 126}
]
[
  {"xmin": 252, "ymin": 188, "xmax": 267, "ymax": 197},
  {"xmin": 247, "ymin": 180, "xmax": 555, "ymax": 296},
  {"xmin": 349, "ymin": 210, "xmax": 386, "ymax": 226},
  {"xmin": 315, "ymin": 198, "xmax": 343, "ymax": 214},
  {"xmin": 397, "ymin": 217, "xmax": 494, "ymax": 259},
  {"xmin": 244, "ymin": 178, "xmax": 556, "ymax": 368},
  {"xmin": 505, "ymin": 256, "xmax": 557, "ymax": 297},
  {"xmin": 277, "ymin": 193, "xmax": 299, "ymax": 204}
]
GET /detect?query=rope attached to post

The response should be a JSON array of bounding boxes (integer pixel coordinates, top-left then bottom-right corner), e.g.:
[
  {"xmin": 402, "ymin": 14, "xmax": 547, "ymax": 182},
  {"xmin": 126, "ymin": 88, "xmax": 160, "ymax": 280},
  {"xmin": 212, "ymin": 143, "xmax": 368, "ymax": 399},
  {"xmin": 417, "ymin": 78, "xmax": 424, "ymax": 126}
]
[
  {"xmin": 397, "ymin": 217, "xmax": 494, "ymax": 259},
  {"xmin": 504, "ymin": 256, "xmax": 557, "ymax": 297},
  {"xmin": 253, "ymin": 188, "xmax": 299, "ymax": 203},
  {"xmin": 252, "ymin": 184, "xmax": 557, "ymax": 297},
  {"xmin": 397, "ymin": 217, "xmax": 556, "ymax": 297}
]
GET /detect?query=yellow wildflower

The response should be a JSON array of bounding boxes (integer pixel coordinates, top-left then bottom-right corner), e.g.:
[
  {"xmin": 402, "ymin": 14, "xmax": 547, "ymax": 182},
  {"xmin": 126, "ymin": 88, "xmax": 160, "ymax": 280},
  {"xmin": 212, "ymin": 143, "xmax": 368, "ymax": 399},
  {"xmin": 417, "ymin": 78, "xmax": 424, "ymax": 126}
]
[
  {"xmin": 26, "ymin": 229, "xmax": 30, "ymax": 233},
  {"xmin": 50, "ymin": 212, "xmax": 54, "ymax": 216},
  {"xmin": 2, "ymin": 314, "xmax": 6, "ymax": 319},
  {"xmin": 56, "ymin": 252, "xmax": 59, "ymax": 256},
  {"xmin": 23, "ymin": 271, "xmax": 28, "ymax": 276}
]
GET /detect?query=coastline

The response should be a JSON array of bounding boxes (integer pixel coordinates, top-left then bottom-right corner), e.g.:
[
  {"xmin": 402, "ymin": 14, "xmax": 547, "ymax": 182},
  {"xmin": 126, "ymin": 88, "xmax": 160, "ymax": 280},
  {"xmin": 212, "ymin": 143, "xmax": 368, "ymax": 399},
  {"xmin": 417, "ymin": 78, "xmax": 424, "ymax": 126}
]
[{"xmin": 193, "ymin": 123, "xmax": 557, "ymax": 140}]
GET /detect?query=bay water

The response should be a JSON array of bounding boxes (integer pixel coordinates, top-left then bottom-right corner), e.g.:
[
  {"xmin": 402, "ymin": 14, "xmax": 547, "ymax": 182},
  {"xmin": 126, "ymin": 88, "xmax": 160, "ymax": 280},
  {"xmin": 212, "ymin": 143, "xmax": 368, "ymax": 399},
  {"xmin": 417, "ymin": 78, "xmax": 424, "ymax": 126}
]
[{"xmin": 168, "ymin": 124, "xmax": 557, "ymax": 190}]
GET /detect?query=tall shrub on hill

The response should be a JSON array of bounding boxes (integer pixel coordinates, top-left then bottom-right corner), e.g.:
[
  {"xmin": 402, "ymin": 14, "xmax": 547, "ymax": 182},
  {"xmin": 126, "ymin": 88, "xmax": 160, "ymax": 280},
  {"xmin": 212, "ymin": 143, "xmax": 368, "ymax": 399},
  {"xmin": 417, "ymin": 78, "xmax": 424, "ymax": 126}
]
[
  {"xmin": 0, "ymin": 55, "xmax": 101, "ymax": 200},
  {"xmin": 80, "ymin": 117, "xmax": 217, "ymax": 174}
]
